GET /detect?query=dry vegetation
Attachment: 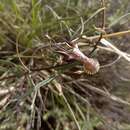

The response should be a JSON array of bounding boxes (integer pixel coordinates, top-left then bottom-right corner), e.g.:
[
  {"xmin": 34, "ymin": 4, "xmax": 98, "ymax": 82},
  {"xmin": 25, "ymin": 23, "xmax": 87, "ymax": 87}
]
[{"xmin": 0, "ymin": 0, "xmax": 130, "ymax": 130}]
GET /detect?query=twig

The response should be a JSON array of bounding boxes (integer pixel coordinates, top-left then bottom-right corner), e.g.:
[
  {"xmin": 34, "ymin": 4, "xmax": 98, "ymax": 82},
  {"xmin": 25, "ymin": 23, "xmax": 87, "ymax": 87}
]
[
  {"xmin": 81, "ymin": 30, "xmax": 130, "ymax": 41},
  {"xmin": 0, "ymin": 95, "xmax": 10, "ymax": 108},
  {"xmin": 100, "ymin": 38, "xmax": 130, "ymax": 62},
  {"xmin": 0, "ymin": 87, "xmax": 15, "ymax": 96},
  {"xmin": 79, "ymin": 82, "xmax": 130, "ymax": 106},
  {"xmin": 101, "ymin": 0, "xmax": 106, "ymax": 29},
  {"xmin": 100, "ymin": 56, "xmax": 121, "ymax": 68}
]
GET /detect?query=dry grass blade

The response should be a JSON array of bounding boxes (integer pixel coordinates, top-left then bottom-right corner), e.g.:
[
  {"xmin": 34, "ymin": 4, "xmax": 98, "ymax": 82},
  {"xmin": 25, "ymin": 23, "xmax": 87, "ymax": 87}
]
[
  {"xmin": 79, "ymin": 82, "xmax": 130, "ymax": 106},
  {"xmin": 0, "ymin": 87, "xmax": 15, "ymax": 96},
  {"xmin": 100, "ymin": 38, "xmax": 130, "ymax": 62},
  {"xmin": 81, "ymin": 30, "xmax": 130, "ymax": 41},
  {"xmin": 61, "ymin": 94, "xmax": 81, "ymax": 130}
]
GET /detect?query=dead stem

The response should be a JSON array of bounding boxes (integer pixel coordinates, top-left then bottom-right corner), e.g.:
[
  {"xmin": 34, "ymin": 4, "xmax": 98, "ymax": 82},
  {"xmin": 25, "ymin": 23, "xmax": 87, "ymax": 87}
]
[
  {"xmin": 81, "ymin": 30, "xmax": 130, "ymax": 41},
  {"xmin": 101, "ymin": 0, "xmax": 106, "ymax": 29}
]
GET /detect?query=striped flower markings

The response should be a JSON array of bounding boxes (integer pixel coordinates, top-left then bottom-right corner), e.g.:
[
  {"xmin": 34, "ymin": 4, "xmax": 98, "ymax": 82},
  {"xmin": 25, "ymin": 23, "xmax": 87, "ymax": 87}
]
[{"xmin": 72, "ymin": 44, "xmax": 100, "ymax": 74}]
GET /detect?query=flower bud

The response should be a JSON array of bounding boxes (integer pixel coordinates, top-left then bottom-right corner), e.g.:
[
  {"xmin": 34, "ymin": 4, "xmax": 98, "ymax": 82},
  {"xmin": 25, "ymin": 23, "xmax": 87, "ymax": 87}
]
[{"xmin": 83, "ymin": 58, "xmax": 100, "ymax": 74}]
